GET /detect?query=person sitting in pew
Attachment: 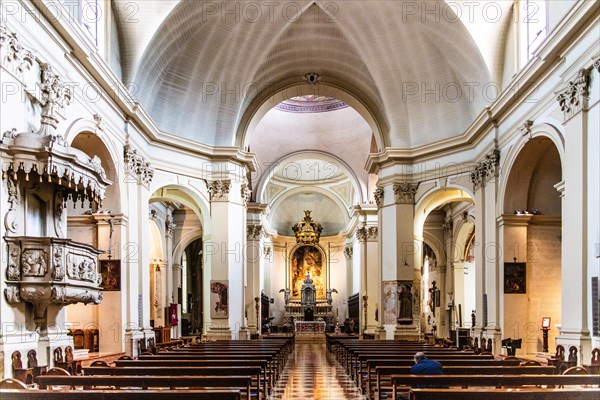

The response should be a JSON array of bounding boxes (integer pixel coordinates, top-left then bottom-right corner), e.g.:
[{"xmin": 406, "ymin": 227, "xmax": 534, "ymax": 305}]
[
  {"xmin": 410, "ymin": 352, "xmax": 444, "ymax": 375},
  {"xmin": 398, "ymin": 352, "xmax": 447, "ymax": 399}
]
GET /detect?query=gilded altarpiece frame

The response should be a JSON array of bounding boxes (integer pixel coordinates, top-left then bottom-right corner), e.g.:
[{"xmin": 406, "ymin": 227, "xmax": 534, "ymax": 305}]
[{"xmin": 289, "ymin": 244, "xmax": 328, "ymax": 300}]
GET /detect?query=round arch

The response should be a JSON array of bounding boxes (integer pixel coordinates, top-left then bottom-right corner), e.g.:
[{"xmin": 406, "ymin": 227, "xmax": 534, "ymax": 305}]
[
  {"xmin": 255, "ymin": 150, "xmax": 366, "ymax": 205},
  {"xmin": 172, "ymin": 228, "xmax": 204, "ymax": 267},
  {"xmin": 497, "ymin": 121, "xmax": 565, "ymax": 216},
  {"xmin": 148, "ymin": 183, "xmax": 211, "ymax": 237},
  {"xmin": 414, "ymin": 186, "xmax": 474, "ymax": 236},
  {"xmin": 236, "ymin": 81, "xmax": 388, "ymax": 151}
]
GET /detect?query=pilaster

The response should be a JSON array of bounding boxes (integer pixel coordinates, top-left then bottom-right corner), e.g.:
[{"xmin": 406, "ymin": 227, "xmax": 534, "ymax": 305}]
[{"xmin": 556, "ymin": 68, "xmax": 593, "ymax": 362}]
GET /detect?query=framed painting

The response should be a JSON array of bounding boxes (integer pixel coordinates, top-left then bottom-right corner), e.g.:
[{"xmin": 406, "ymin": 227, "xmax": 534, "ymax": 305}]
[
  {"xmin": 289, "ymin": 245, "xmax": 326, "ymax": 299},
  {"xmin": 100, "ymin": 259, "xmax": 121, "ymax": 291},
  {"xmin": 504, "ymin": 262, "xmax": 526, "ymax": 294}
]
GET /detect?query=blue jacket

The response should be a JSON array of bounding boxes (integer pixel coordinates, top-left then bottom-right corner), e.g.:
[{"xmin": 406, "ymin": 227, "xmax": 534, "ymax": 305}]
[{"xmin": 409, "ymin": 359, "xmax": 444, "ymax": 375}]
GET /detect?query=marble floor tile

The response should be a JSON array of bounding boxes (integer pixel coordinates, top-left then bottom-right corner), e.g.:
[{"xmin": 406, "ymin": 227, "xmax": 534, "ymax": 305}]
[{"xmin": 268, "ymin": 341, "xmax": 366, "ymax": 400}]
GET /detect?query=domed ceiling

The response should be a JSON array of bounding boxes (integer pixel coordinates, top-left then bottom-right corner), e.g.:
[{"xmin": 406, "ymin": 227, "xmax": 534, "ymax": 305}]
[{"xmin": 114, "ymin": 0, "xmax": 509, "ymax": 149}]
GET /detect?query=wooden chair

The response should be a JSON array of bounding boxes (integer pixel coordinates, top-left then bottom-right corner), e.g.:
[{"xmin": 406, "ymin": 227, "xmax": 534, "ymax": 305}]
[
  {"xmin": 568, "ymin": 346, "xmax": 578, "ymax": 363},
  {"xmin": 591, "ymin": 348, "xmax": 600, "ymax": 366},
  {"xmin": 46, "ymin": 367, "xmax": 71, "ymax": 376},
  {"xmin": 521, "ymin": 360, "xmax": 542, "ymax": 366},
  {"xmin": 117, "ymin": 355, "xmax": 134, "ymax": 360},
  {"xmin": 89, "ymin": 361, "xmax": 109, "ymax": 367},
  {"xmin": 0, "ymin": 378, "xmax": 28, "ymax": 389},
  {"xmin": 53, "ymin": 348, "xmax": 75, "ymax": 374},
  {"xmin": 27, "ymin": 349, "xmax": 47, "ymax": 377},
  {"xmin": 11, "ymin": 351, "xmax": 33, "ymax": 384},
  {"xmin": 563, "ymin": 366, "xmax": 589, "ymax": 375},
  {"xmin": 487, "ymin": 338, "xmax": 493, "ymax": 353},
  {"xmin": 555, "ymin": 345, "xmax": 565, "ymax": 360}
]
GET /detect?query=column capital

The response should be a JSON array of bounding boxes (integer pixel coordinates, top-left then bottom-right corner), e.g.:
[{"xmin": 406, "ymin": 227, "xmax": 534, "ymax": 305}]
[
  {"xmin": 165, "ymin": 216, "xmax": 176, "ymax": 237},
  {"xmin": 374, "ymin": 187, "xmax": 384, "ymax": 208},
  {"xmin": 241, "ymin": 183, "xmax": 252, "ymax": 207},
  {"xmin": 593, "ymin": 57, "xmax": 600, "ymax": 73},
  {"xmin": 208, "ymin": 180, "xmax": 231, "ymax": 202},
  {"xmin": 393, "ymin": 182, "xmax": 418, "ymax": 204},
  {"xmin": 356, "ymin": 225, "xmax": 378, "ymax": 242},
  {"xmin": 556, "ymin": 68, "xmax": 591, "ymax": 121},
  {"xmin": 124, "ymin": 142, "xmax": 154, "ymax": 186},
  {"xmin": 343, "ymin": 246, "xmax": 353, "ymax": 259},
  {"xmin": 247, "ymin": 224, "xmax": 264, "ymax": 241},
  {"xmin": 470, "ymin": 149, "xmax": 500, "ymax": 191}
]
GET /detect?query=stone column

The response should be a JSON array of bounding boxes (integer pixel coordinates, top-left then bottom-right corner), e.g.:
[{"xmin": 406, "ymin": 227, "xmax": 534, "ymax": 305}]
[
  {"xmin": 172, "ymin": 263, "xmax": 183, "ymax": 338},
  {"xmin": 122, "ymin": 142, "xmax": 154, "ymax": 355},
  {"xmin": 471, "ymin": 149, "xmax": 502, "ymax": 351},
  {"xmin": 246, "ymin": 217, "xmax": 265, "ymax": 335},
  {"xmin": 206, "ymin": 177, "xmax": 247, "ymax": 340},
  {"xmin": 375, "ymin": 180, "xmax": 421, "ymax": 340},
  {"xmin": 556, "ymin": 68, "xmax": 593, "ymax": 362}
]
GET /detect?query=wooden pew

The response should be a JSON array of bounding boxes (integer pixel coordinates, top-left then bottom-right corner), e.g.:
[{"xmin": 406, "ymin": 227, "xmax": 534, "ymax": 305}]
[
  {"xmin": 409, "ymin": 387, "xmax": 600, "ymax": 400},
  {"xmin": 84, "ymin": 366, "xmax": 264, "ymax": 400},
  {"xmin": 36, "ymin": 375, "xmax": 253, "ymax": 400},
  {"xmin": 364, "ymin": 358, "xmax": 520, "ymax": 396},
  {"xmin": 375, "ymin": 365, "xmax": 557, "ymax": 400},
  {"xmin": 0, "ymin": 389, "xmax": 241, "ymax": 399},
  {"xmin": 114, "ymin": 359, "xmax": 272, "ymax": 391},
  {"xmin": 391, "ymin": 374, "xmax": 600, "ymax": 400}
]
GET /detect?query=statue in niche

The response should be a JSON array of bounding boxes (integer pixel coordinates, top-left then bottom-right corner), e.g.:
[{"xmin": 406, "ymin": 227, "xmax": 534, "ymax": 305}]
[{"xmin": 398, "ymin": 283, "xmax": 413, "ymax": 321}]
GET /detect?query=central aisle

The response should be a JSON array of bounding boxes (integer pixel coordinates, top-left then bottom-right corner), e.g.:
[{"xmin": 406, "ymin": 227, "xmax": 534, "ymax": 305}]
[{"xmin": 269, "ymin": 341, "xmax": 366, "ymax": 400}]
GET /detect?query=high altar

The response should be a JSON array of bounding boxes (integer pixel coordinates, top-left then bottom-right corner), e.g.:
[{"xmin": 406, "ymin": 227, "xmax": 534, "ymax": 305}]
[{"xmin": 280, "ymin": 211, "xmax": 336, "ymax": 331}]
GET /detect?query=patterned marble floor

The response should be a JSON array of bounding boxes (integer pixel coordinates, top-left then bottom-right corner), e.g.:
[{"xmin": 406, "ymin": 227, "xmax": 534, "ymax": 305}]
[{"xmin": 268, "ymin": 341, "xmax": 367, "ymax": 400}]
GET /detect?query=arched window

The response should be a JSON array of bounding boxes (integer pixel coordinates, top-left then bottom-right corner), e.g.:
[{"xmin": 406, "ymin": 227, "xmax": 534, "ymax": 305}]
[{"xmin": 519, "ymin": 0, "xmax": 547, "ymax": 66}]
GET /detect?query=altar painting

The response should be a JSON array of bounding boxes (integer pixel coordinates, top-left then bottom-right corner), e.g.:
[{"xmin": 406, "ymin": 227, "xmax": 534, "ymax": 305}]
[{"xmin": 291, "ymin": 245, "xmax": 325, "ymax": 299}]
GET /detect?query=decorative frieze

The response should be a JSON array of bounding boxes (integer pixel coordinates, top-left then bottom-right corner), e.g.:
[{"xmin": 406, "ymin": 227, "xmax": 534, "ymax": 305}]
[
  {"xmin": 4, "ymin": 175, "xmax": 19, "ymax": 234},
  {"xmin": 21, "ymin": 249, "xmax": 48, "ymax": 277},
  {"xmin": 393, "ymin": 183, "xmax": 418, "ymax": 204},
  {"xmin": 343, "ymin": 246, "xmax": 353, "ymax": 259},
  {"xmin": 4, "ymin": 237, "xmax": 103, "ymax": 328},
  {"xmin": 39, "ymin": 64, "xmax": 73, "ymax": 136},
  {"xmin": 124, "ymin": 143, "xmax": 154, "ymax": 186},
  {"xmin": 247, "ymin": 224, "xmax": 263, "ymax": 241},
  {"xmin": 556, "ymin": 69, "xmax": 591, "ymax": 119},
  {"xmin": 208, "ymin": 180, "xmax": 231, "ymax": 202},
  {"xmin": 0, "ymin": 24, "xmax": 35, "ymax": 76},
  {"xmin": 374, "ymin": 187, "xmax": 384, "ymax": 208},
  {"xmin": 470, "ymin": 149, "xmax": 500, "ymax": 191}
]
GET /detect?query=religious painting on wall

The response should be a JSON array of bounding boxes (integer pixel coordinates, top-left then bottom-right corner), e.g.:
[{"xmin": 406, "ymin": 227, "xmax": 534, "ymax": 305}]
[
  {"xmin": 504, "ymin": 262, "xmax": 526, "ymax": 294},
  {"xmin": 290, "ymin": 245, "xmax": 326, "ymax": 299},
  {"xmin": 100, "ymin": 259, "xmax": 120, "ymax": 291},
  {"xmin": 210, "ymin": 280, "xmax": 229, "ymax": 318},
  {"xmin": 383, "ymin": 281, "xmax": 398, "ymax": 324}
]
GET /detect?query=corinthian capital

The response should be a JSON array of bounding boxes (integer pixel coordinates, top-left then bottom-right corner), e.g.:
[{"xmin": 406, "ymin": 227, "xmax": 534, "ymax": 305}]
[
  {"xmin": 393, "ymin": 183, "xmax": 418, "ymax": 204},
  {"xmin": 557, "ymin": 69, "xmax": 591, "ymax": 120},
  {"xmin": 208, "ymin": 180, "xmax": 231, "ymax": 202}
]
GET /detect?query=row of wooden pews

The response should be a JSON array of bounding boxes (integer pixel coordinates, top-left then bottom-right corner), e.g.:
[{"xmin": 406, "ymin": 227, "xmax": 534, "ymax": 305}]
[
  {"xmin": 327, "ymin": 334, "xmax": 600, "ymax": 400},
  {"xmin": 2, "ymin": 336, "xmax": 294, "ymax": 400}
]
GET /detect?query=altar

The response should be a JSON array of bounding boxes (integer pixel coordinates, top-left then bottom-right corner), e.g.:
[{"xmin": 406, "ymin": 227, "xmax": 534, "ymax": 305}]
[{"xmin": 294, "ymin": 321, "xmax": 326, "ymax": 333}]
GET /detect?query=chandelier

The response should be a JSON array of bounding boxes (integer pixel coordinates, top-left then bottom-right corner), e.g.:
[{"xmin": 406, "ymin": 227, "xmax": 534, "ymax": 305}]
[{"xmin": 292, "ymin": 210, "xmax": 323, "ymax": 245}]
